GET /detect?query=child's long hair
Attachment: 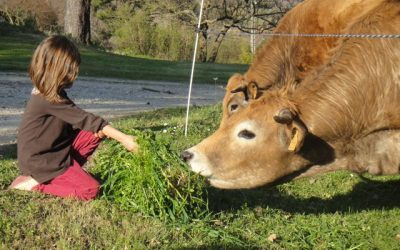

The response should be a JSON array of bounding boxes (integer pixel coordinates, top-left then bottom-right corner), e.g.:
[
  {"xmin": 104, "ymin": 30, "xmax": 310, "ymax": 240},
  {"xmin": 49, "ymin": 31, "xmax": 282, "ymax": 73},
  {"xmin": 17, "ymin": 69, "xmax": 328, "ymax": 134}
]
[{"xmin": 29, "ymin": 35, "xmax": 81, "ymax": 103}]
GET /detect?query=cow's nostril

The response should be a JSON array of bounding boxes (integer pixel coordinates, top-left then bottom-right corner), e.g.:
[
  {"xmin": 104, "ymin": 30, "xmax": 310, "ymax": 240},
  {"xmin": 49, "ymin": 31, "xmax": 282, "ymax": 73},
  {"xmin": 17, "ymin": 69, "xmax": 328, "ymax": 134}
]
[
  {"xmin": 181, "ymin": 151, "xmax": 194, "ymax": 162},
  {"xmin": 238, "ymin": 129, "xmax": 256, "ymax": 139}
]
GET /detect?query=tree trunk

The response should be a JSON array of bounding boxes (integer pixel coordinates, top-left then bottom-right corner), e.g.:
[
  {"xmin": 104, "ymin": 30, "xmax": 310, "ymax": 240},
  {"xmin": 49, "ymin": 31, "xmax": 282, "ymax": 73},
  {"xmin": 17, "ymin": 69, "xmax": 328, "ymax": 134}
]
[
  {"xmin": 64, "ymin": 0, "xmax": 91, "ymax": 44},
  {"xmin": 197, "ymin": 23, "xmax": 208, "ymax": 62},
  {"xmin": 207, "ymin": 26, "xmax": 230, "ymax": 63},
  {"xmin": 198, "ymin": 31, "xmax": 208, "ymax": 62}
]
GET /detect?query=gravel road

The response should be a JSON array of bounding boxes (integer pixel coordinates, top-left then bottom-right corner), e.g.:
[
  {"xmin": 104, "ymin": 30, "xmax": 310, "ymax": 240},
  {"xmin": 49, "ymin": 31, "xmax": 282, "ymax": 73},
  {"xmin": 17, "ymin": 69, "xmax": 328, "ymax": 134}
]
[{"xmin": 0, "ymin": 72, "xmax": 225, "ymax": 146}]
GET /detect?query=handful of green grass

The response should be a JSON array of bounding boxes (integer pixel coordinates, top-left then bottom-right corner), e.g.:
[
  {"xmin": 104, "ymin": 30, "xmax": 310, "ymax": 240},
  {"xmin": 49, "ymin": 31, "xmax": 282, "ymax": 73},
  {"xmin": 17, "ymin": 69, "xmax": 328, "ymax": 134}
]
[{"xmin": 94, "ymin": 130, "xmax": 210, "ymax": 222}]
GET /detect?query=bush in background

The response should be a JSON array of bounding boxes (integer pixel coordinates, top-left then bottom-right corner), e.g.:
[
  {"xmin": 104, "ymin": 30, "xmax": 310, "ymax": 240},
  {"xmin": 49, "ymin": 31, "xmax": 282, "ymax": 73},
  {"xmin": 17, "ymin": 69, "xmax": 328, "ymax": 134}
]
[
  {"xmin": 153, "ymin": 23, "xmax": 194, "ymax": 61},
  {"xmin": 111, "ymin": 9, "xmax": 156, "ymax": 56},
  {"xmin": 95, "ymin": 3, "xmax": 195, "ymax": 61},
  {"xmin": 0, "ymin": 7, "xmax": 37, "ymax": 32},
  {"xmin": 216, "ymin": 36, "xmax": 253, "ymax": 64},
  {"xmin": 0, "ymin": 0, "xmax": 61, "ymax": 33}
]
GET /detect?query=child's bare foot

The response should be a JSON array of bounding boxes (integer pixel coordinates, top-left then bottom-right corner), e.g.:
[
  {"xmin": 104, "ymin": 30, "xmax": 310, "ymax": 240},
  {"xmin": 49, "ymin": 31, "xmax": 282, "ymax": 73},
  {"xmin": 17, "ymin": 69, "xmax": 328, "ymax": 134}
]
[{"xmin": 8, "ymin": 175, "xmax": 39, "ymax": 191}]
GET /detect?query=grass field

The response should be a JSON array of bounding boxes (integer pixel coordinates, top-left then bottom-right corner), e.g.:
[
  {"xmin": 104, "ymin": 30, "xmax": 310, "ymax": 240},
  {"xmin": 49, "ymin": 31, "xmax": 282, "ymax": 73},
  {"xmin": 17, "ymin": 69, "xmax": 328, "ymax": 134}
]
[
  {"xmin": 0, "ymin": 26, "xmax": 248, "ymax": 84},
  {"xmin": 1, "ymin": 105, "xmax": 400, "ymax": 249}
]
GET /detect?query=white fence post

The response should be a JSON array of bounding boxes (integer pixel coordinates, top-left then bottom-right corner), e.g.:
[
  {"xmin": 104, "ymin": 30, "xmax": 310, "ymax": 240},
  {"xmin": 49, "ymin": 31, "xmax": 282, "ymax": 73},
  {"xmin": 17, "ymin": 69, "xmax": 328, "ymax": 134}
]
[{"xmin": 184, "ymin": 0, "xmax": 205, "ymax": 136}]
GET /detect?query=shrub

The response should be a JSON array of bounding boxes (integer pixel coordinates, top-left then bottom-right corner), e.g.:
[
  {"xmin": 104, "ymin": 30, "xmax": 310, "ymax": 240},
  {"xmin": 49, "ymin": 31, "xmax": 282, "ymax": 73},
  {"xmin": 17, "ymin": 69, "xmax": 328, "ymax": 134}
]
[
  {"xmin": 0, "ymin": 7, "xmax": 37, "ymax": 31},
  {"xmin": 0, "ymin": 1, "xmax": 59, "ymax": 33},
  {"xmin": 111, "ymin": 9, "xmax": 156, "ymax": 56},
  {"xmin": 216, "ymin": 36, "xmax": 253, "ymax": 64},
  {"xmin": 153, "ymin": 23, "xmax": 194, "ymax": 61},
  {"xmin": 108, "ymin": 8, "xmax": 194, "ymax": 60}
]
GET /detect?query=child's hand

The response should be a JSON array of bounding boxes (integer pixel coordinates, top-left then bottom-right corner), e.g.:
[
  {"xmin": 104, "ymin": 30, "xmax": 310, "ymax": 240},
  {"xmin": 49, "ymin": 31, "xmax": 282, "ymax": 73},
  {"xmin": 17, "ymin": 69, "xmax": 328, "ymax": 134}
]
[
  {"xmin": 100, "ymin": 125, "xmax": 139, "ymax": 152},
  {"xmin": 122, "ymin": 135, "xmax": 139, "ymax": 152},
  {"xmin": 94, "ymin": 130, "xmax": 106, "ymax": 139}
]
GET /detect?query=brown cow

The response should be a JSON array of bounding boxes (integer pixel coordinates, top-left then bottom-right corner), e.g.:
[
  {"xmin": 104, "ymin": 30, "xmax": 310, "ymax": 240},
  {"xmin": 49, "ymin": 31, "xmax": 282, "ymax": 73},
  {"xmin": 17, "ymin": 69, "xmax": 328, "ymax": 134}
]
[
  {"xmin": 182, "ymin": 0, "xmax": 400, "ymax": 189},
  {"xmin": 222, "ymin": 0, "xmax": 386, "ymax": 125}
]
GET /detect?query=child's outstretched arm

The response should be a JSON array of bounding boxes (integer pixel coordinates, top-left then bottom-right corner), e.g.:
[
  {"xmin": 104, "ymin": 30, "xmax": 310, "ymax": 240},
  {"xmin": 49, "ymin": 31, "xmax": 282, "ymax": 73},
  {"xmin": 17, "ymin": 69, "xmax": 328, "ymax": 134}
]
[
  {"xmin": 44, "ymin": 100, "xmax": 137, "ymax": 152},
  {"xmin": 97, "ymin": 125, "xmax": 138, "ymax": 152}
]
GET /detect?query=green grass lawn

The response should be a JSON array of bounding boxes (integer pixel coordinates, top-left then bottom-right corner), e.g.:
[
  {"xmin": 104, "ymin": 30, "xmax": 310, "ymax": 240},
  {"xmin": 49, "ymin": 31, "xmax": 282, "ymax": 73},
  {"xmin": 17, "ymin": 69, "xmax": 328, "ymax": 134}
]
[
  {"xmin": 0, "ymin": 26, "xmax": 248, "ymax": 84},
  {"xmin": 1, "ymin": 105, "xmax": 400, "ymax": 249}
]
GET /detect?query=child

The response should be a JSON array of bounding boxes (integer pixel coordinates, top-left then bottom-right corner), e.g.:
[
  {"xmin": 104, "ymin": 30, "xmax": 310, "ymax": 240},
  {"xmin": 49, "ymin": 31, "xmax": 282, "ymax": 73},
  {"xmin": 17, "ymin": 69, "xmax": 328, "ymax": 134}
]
[{"xmin": 8, "ymin": 35, "xmax": 138, "ymax": 201}]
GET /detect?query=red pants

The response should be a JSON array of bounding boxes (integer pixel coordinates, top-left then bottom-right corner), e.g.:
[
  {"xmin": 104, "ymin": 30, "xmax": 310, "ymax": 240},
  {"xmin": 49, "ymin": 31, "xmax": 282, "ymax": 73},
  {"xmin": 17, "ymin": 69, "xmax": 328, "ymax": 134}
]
[{"xmin": 33, "ymin": 130, "xmax": 101, "ymax": 201}]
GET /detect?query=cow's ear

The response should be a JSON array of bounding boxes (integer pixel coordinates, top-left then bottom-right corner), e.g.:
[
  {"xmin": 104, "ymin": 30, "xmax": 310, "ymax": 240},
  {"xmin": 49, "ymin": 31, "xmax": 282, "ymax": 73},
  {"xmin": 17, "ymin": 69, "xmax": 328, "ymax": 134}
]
[{"xmin": 274, "ymin": 108, "xmax": 307, "ymax": 152}]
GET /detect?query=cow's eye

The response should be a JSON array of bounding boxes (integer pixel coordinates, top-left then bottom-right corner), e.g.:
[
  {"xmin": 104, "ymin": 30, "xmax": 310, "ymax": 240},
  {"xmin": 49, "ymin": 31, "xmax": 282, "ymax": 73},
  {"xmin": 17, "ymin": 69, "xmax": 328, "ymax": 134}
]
[
  {"xmin": 238, "ymin": 129, "xmax": 256, "ymax": 139},
  {"xmin": 230, "ymin": 103, "xmax": 239, "ymax": 112}
]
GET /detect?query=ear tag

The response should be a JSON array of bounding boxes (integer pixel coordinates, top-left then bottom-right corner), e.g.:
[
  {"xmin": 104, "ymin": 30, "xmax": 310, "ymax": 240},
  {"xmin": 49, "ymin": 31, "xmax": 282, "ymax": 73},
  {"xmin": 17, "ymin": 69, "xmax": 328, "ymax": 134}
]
[{"xmin": 288, "ymin": 129, "xmax": 299, "ymax": 152}]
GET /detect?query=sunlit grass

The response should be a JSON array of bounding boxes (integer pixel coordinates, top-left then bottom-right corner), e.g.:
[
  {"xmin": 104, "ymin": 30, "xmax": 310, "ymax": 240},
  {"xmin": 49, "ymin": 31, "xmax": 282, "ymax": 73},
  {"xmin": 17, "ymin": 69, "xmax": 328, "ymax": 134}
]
[{"xmin": 1, "ymin": 99, "xmax": 400, "ymax": 249}]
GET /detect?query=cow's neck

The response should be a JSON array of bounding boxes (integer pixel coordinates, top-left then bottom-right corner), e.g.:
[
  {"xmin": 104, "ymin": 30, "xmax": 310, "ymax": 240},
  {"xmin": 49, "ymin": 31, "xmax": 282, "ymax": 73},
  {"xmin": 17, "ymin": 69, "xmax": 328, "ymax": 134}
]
[
  {"xmin": 295, "ymin": 42, "xmax": 400, "ymax": 144},
  {"xmin": 296, "ymin": 73, "xmax": 400, "ymax": 143},
  {"xmin": 294, "ymin": 0, "xmax": 400, "ymax": 143}
]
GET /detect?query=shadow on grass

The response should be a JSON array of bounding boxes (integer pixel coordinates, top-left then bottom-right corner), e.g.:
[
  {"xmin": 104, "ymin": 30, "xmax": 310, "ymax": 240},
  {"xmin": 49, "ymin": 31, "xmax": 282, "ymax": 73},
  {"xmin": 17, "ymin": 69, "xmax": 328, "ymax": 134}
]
[
  {"xmin": 206, "ymin": 177, "xmax": 400, "ymax": 215},
  {"xmin": 0, "ymin": 143, "xmax": 17, "ymax": 159},
  {"xmin": 129, "ymin": 125, "xmax": 167, "ymax": 132}
]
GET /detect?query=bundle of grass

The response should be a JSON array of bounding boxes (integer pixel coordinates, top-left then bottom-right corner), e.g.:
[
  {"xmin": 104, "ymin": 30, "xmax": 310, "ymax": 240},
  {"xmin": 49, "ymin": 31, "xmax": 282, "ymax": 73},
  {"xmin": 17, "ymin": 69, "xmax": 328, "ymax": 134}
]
[{"xmin": 94, "ymin": 130, "xmax": 210, "ymax": 222}]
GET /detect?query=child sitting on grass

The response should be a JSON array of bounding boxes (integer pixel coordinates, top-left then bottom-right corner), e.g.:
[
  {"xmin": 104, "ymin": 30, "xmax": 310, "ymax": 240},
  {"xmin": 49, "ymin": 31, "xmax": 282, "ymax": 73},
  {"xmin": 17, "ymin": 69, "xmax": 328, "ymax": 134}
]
[{"xmin": 9, "ymin": 35, "xmax": 138, "ymax": 201}]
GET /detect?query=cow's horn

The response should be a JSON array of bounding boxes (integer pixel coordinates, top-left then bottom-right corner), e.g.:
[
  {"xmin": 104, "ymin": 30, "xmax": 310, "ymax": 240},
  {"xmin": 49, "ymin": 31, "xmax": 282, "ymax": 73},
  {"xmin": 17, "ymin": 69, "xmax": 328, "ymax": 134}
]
[{"xmin": 273, "ymin": 108, "xmax": 293, "ymax": 124}]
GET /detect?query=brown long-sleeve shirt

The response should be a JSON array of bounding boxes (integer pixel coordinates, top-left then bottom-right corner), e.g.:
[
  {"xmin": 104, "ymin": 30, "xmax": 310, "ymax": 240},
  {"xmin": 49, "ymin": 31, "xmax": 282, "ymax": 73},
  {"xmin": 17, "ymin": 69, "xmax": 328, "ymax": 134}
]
[{"xmin": 17, "ymin": 90, "xmax": 108, "ymax": 183}]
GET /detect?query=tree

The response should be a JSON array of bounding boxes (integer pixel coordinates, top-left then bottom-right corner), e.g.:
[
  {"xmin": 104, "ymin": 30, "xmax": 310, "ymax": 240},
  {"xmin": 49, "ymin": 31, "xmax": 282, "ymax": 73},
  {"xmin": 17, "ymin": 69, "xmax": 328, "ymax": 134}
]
[
  {"xmin": 64, "ymin": 0, "xmax": 91, "ymax": 44},
  {"xmin": 90, "ymin": 0, "xmax": 301, "ymax": 63},
  {"xmin": 151, "ymin": 0, "xmax": 301, "ymax": 62}
]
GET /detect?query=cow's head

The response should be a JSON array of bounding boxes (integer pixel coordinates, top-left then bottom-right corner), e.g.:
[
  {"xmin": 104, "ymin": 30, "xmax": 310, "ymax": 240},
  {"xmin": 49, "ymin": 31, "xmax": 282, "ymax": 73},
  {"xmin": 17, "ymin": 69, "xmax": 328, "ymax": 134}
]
[{"xmin": 181, "ymin": 91, "xmax": 327, "ymax": 189}]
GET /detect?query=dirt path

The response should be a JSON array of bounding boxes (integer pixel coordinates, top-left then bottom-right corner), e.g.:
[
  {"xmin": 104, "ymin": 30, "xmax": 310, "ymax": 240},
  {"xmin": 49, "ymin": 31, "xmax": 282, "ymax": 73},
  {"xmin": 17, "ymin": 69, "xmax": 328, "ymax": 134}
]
[{"xmin": 0, "ymin": 72, "xmax": 225, "ymax": 145}]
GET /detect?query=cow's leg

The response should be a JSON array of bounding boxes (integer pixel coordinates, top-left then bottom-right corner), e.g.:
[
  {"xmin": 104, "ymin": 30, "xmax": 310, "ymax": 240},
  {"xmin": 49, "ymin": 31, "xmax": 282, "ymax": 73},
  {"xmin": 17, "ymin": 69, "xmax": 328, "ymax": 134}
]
[{"xmin": 352, "ymin": 130, "xmax": 400, "ymax": 175}]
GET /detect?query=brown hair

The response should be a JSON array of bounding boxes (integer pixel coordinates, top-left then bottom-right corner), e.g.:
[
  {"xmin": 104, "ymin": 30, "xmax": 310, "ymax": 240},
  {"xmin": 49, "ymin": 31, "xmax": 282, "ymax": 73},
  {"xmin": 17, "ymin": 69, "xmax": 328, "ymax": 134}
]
[{"xmin": 29, "ymin": 35, "xmax": 81, "ymax": 103}]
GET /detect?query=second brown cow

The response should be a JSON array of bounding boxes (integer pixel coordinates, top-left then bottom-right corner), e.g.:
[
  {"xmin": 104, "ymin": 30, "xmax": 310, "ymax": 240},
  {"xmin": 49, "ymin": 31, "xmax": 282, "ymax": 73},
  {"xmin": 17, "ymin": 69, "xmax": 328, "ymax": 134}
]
[
  {"xmin": 182, "ymin": 0, "xmax": 400, "ymax": 189},
  {"xmin": 221, "ymin": 0, "xmax": 386, "ymax": 126}
]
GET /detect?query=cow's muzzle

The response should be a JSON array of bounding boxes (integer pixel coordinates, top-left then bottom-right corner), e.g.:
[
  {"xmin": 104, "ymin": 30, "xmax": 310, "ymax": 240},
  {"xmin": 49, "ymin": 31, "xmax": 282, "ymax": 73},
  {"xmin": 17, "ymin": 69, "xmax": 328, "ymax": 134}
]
[{"xmin": 180, "ymin": 150, "xmax": 194, "ymax": 162}]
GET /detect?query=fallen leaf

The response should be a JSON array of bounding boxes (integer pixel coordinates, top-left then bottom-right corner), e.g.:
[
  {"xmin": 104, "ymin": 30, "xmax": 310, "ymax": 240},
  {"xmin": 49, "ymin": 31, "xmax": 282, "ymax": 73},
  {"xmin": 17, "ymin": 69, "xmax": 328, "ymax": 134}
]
[
  {"xmin": 212, "ymin": 219, "xmax": 224, "ymax": 226},
  {"xmin": 283, "ymin": 214, "xmax": 292, "ymax": 220},
  {"xmin": 254, "ymin": 206, "xmax": 263, "ymax": 216},
  {"xmin": 268, "ymin": 233, "xmax": 278, "ymax": 242}
]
